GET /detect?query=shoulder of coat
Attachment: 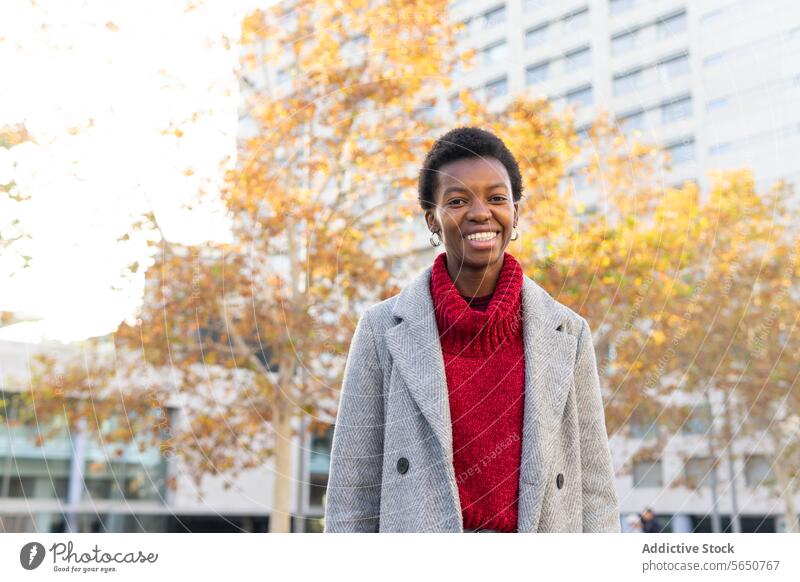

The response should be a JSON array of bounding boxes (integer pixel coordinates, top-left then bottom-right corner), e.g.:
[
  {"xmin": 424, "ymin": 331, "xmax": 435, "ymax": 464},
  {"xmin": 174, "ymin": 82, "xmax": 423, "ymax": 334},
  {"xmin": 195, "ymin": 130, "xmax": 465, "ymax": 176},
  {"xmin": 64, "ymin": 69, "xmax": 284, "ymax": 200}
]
[
  {"xmin": 524, "ymin": 275, "xmax": 586, "ymax": 337},
  {"xmin": 363, "ymin": 295, "xmax": 401, "ymax": 330}
]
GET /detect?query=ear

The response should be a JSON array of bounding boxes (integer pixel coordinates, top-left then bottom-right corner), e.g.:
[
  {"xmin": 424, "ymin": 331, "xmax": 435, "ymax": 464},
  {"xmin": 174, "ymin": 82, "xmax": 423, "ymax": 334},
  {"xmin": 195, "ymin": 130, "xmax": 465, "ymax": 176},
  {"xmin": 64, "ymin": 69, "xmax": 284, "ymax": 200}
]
[
  {"xmin": 513, "ymin": 202, "xmax": 519, "ymax": 225},
  {"xmin": 424, "ymin": 208, "xmax": 437, "ymax": 232}
]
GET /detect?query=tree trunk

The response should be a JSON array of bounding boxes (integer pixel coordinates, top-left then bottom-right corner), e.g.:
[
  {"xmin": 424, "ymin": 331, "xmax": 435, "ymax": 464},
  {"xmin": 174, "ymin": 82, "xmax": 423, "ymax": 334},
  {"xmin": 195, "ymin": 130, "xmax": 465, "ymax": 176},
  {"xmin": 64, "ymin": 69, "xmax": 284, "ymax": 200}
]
[
  {"xmin": 704, "ymin": 391, "xmax": 722, "ymax": 533},
  {"xmin": 269, "ymin": 402, "xmax": 294, "ymax": 533},
  {"xmin": 722, "ymin": 394, "xmax": 741, "ymax": 532},
  {"xmin": 771, "ymin": 442, "xmax": 799, "ymax": 533}
]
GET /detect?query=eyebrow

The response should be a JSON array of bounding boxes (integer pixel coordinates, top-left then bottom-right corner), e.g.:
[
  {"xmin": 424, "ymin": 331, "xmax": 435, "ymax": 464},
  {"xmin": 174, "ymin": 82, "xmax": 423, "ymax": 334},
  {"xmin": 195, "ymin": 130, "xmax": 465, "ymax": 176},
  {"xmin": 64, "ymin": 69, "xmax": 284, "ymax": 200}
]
[{"xmin": 442, "ymin": 183, "xmax": 509, "ymax": 196}]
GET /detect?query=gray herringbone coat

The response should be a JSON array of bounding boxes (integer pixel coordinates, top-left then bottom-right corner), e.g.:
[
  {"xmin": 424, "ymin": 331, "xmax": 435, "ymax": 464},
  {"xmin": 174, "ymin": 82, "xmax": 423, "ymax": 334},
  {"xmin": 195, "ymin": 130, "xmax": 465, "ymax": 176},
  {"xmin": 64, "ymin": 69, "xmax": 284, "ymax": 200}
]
[{"xmin": 323, "ymin": 262, "xmax": 621, "ymax": 533}]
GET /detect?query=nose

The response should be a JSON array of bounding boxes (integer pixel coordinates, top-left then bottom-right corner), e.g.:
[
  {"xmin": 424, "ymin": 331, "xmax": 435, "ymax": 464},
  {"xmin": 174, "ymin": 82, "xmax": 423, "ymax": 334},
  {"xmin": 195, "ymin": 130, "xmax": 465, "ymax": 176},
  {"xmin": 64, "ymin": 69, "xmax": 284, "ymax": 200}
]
[{"xmin": 466, "ymin": 197, "xmax": 491, "ymax": 221}]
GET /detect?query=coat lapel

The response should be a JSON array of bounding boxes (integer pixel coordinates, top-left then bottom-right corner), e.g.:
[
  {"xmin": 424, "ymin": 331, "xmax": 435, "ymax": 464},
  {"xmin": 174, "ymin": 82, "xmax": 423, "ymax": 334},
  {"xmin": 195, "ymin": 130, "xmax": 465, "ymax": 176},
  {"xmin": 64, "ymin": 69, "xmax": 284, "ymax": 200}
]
[
  {"xmin": 384, "ymin": 263, "xmax": 577, "ymax": 532},
  {"xmin": 384, "ymin": 265, "xmax": 462, "ymax": 523},
  {"xmin": 517, "ymin": 276, "xmax": 577, "ymax": 532}
]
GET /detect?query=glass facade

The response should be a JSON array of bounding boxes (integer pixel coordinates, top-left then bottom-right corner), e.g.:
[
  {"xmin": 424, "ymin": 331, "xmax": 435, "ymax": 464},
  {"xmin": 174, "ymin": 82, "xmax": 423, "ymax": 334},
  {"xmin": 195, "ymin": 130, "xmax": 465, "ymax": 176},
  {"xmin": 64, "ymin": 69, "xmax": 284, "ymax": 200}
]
[
  {"xmin": 308, "ymin": 425, "xmax": 333, "ymax": 509},
  {"xmin": 1, "ymin": 390, "xmax": 170, "ymax": 532}
]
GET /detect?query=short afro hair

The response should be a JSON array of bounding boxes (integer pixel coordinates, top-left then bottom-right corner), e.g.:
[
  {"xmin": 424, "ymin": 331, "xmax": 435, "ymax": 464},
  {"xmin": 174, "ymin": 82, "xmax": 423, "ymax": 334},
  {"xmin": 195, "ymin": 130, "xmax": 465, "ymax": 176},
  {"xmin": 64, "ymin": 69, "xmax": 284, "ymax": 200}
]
[{"xmin": 418, "ymin": 126, "xmax": 523, "ymax": 211}]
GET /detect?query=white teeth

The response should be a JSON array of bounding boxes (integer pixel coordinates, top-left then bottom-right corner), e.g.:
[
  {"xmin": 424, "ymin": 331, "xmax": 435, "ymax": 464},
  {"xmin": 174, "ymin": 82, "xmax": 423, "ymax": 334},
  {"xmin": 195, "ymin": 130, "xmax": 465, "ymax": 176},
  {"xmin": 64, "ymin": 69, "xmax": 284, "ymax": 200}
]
[{"xmin": 466, "ymin": 232, "xmax": 498, "ymax": 241}]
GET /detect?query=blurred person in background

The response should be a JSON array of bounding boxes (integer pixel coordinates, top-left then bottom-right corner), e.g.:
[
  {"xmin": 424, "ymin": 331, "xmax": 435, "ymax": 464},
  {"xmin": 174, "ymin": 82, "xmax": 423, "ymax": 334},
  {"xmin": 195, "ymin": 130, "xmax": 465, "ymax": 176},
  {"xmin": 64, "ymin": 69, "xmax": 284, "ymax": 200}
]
[
  {"xmin": 640, "ymin": 508, "xmax": 662, "ymax": 533},
  {"xmin": 625, "ymin": 513, "xmax": 643, "ymax": 533}
]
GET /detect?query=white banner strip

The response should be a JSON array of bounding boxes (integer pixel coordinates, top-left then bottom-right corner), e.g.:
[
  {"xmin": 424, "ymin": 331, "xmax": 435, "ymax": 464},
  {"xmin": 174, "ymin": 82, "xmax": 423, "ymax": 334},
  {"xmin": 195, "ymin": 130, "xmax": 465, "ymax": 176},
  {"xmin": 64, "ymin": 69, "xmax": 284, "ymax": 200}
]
[{"xmin": 1, "ymin": 533, "xmax": 798, "ymax": 581}]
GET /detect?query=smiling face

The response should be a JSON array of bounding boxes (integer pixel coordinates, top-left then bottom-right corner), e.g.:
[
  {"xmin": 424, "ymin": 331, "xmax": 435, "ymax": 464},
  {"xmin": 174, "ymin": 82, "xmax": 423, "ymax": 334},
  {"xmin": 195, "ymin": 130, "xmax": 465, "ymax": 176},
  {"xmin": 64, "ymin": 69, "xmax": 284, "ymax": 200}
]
[{"xmin": 425, "ymin": 156, "xmax": 518, "ymax": 272}]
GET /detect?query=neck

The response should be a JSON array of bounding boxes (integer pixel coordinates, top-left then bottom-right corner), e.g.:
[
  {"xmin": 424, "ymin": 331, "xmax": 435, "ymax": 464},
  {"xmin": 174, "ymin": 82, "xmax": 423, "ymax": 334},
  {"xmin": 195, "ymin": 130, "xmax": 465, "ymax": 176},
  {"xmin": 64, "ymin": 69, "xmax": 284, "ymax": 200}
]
[{"xmin": 445, "ymin": 254, "xmax": 503, "ymax": 297}]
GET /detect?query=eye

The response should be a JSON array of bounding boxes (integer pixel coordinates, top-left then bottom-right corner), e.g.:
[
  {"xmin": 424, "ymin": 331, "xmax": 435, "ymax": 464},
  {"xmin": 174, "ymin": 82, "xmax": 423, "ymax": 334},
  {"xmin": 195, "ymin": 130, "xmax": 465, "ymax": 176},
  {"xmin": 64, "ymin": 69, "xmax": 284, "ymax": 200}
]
[
  {"xmin": 491, "ymin": 195, "xmax": 508, "ymax": 202},
  {"xmin": 447, "ymin": 198, "xmax": 465, "ymax": 206}
]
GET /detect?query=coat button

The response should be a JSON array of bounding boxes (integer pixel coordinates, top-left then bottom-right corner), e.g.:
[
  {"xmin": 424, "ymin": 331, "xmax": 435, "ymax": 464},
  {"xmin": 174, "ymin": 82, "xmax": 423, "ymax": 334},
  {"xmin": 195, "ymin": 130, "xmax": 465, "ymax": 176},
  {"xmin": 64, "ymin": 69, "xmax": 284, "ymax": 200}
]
[
  {"xmin": 556, "ymin": 473, "xmax": 564, "ymax": 489},
  {"xmin": 397, "ymin": 457, "xmax": 409, "ymax": 474}
]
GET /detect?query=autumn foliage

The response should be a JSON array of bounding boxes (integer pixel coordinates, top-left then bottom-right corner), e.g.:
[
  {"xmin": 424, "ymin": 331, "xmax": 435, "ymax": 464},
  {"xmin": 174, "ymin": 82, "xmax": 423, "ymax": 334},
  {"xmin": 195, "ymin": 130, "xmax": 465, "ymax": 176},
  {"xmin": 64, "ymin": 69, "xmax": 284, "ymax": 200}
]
[{"xmin": 10, "ymin": 0, "xmax": 800, "ymax": 533}]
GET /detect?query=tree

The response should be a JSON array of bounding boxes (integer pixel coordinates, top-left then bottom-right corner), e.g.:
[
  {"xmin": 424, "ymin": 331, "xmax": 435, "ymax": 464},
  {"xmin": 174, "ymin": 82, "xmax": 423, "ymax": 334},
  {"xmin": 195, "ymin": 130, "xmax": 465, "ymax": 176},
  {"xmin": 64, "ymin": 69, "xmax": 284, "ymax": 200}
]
[
  {"xmin": 493, "ymin": 114, "xmax": 800, "ymax": 532},
  {"xmin": 18, "ymin": 1, "xmax": 799, "ymax": 535},
  {"xmin": 23, "ymin": 0, "xmax": 465, "ymax": 533},
  {"xmin": 661, "ymin": 172, "xmax": 800, "ymax": 531}
]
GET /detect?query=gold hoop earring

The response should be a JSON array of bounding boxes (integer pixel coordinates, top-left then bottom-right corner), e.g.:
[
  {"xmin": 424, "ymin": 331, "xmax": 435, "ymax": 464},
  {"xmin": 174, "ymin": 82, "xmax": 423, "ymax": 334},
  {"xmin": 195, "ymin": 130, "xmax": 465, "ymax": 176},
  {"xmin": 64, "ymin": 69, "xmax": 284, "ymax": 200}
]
[
  {"xmin": 429, "ymin": 231, "xmax": 442, "ymax": 247},
  {"xmin": 510, "ymin": 226, "xmax": 519, "ymax": 241}
]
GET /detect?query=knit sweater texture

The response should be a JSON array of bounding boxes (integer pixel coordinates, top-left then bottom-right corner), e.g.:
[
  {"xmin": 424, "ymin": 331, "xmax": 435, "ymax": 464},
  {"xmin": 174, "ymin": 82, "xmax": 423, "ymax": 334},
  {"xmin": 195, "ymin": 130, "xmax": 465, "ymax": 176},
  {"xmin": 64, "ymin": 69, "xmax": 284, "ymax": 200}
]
[{"xmin": 430, "ymin": 251, "xmax": 526, "ymax": 532}]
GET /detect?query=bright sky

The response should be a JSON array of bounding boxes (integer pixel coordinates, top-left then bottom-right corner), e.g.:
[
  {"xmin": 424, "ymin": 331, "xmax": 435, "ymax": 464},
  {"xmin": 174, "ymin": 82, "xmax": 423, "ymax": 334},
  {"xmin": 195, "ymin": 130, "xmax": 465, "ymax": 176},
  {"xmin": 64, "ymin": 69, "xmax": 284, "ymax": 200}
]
[{"xmin": 0, "ymin": 0, "xmax": 271, "ymax": 344}]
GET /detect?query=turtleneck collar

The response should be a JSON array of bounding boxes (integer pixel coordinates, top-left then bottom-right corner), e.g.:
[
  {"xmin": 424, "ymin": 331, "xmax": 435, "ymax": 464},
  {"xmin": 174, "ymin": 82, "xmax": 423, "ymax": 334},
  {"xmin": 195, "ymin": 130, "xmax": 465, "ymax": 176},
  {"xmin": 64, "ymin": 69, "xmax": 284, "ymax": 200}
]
[{"xmin": 430, "ymin": 251, "xmax": 524, "ymax": 357}]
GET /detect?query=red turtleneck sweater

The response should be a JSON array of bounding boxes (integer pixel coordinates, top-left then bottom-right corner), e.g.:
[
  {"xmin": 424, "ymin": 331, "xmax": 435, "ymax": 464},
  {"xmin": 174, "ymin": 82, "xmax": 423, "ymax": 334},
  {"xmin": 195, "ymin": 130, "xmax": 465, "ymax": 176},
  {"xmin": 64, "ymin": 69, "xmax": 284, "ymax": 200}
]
[{"xmin": 430, "ymin": 251, "xmax": 526, "ymax": 532}]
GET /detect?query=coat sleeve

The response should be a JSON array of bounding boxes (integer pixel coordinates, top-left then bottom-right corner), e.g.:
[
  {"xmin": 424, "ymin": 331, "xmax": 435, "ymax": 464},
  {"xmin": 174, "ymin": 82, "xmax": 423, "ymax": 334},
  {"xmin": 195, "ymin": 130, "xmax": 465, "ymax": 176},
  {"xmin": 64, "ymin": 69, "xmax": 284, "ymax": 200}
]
[
  {"xmin": 323, "ymin": 309, "xmax": 384, "ymax": 533},
  {"xmin": 575, "ymin": 317, "xmax": 621, "ymax": 533}
]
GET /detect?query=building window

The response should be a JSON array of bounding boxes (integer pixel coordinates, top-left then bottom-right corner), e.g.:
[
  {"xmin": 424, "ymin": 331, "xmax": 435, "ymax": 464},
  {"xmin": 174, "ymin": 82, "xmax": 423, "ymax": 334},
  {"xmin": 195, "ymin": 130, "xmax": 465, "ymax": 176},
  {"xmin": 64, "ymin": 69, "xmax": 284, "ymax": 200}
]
[
  {"xmin": 481, "ymin": 40, "xmax": 508, "ymax": 65},
  {"xmin": 275, "ymin": 68, "xmax": 291, "ymax": 87},
  {"xmin": 524, "ymin": 0, "xmax": 546, "ymax": 11},
  {"xmin": 681, "ymin": 403, "xmax": 712, "ymax": 434},
  {"xmin": 618, "ymin": 108, "xmax": 646, "ymax": 131},
  {"xmin": 414, "ymin": 98, "xmax": 437, "ymax": 124},
  {"xmin": 659, "ymin": 53, "xmax": 690, "ymax": 81},
  {"xmin": 629, "ymin": 408, "xmax": 658, "ymax": 439},
  {"xmin": 308, "ymin": 425, "xmax": 334, "ymax": 508},
  {"xmin": 666, "ymin": 137, "xmax": 695, "ymax": 164},
  {"xmin": 525, "ymin": 23, "xmax": 549, "ymax": 49},
  {"xmin": 610, "ymin": 0, "xmax": 637, "ymax": 15},
  {"xmin": 460, "ymin": 4, "xmax": 507, "ymax": 37},
  {"xmin": 684, "ymin": 457, "xmax": 713, "ymax": 488},
  {"xmin": 449, "ymin": 93, "xmax": 461, "ymax": 113},
  {"xmin": 485, "ymin": 76, "xmax": 508, "ymax": 99},
  {"xmin": 568, "ymin": 168, "xmax": 589, "ymax": 191},
  {"xmin": 456, "ymin": 18, "xmax": 472, "ymax": 39},
  {"xmin": 564, "ymin": 46, "xmax": 591, "ymax": 71},
  {"xmin": 1, "ymin": 458, "xmax": 70, "ymax": 500},
  {"xmin": 633, "ymin": 460, "xmax": 663, "ymax": 488},
  {"xmin": 526, "ymin": 60, "xmax": 550, "ymax": 85},
  {"xmin": 613, "ymin": 68, "xmax": 642, "ymax": 95},
  {"xmin": 611, "ymin": 29, "xmax": 638, "ymax": 54},
  {"xmin": 563, "ymin": 7, "xmax": 590, "ymax": 31},
  {"xmin": 744, "ymin": 455, "xmax": 774, "ymax": 487},
  {"xmin": 703, "ymin": 52, "xmax": 726, "ymax": 68},
  {"xmin": 701, "ymin": 8, "xmax": 726, "ymax": 27},
  {"xmin": 661, "ymin": 95, "xmax": 692, "ymax": 123},
  {"xmin": 483, "ymin": 4, "xmax": 507, "ymax": 29},
  {"xmin": 709, "ymin": 142, "xmax": 732, "ymax": 156},
  {"xmin": 657, "ymin": 11, "xmax": 688, "ymax": 38},
  {"xmin": 566, "ymin": 84, "xmax": 593, "ymax": 107},
  {"xmin": 706, "ymin": 96, "xmax": 729, "ymax": 112}
]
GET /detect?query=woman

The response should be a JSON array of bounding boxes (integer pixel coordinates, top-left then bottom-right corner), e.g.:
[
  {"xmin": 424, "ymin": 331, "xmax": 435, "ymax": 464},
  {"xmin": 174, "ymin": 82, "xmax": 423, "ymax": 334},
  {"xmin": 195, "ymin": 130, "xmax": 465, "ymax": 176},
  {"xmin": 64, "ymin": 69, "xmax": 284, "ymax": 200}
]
[{"xmin": 324, "ymin": 127, "xmax": 620, "ymax": 533}]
